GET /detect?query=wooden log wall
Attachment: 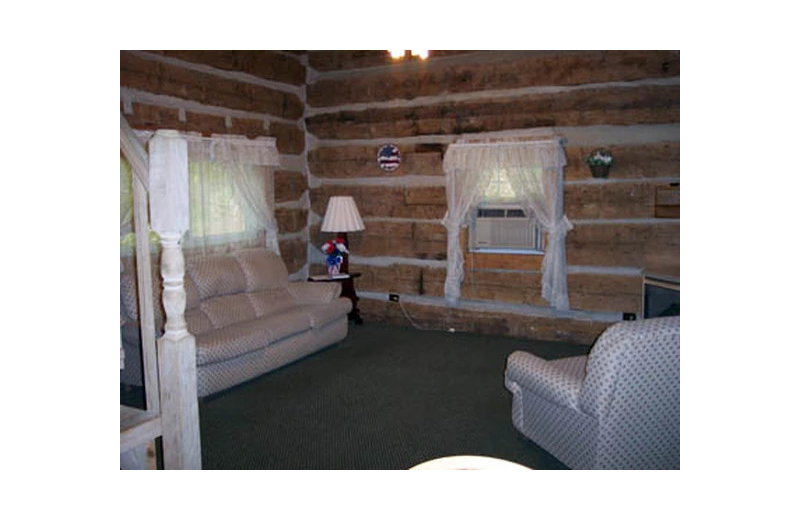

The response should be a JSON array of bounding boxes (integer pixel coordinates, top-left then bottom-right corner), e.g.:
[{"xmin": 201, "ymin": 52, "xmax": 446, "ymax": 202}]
[
  {"xmin": 120, "ymin": 50, "xmax": 309, "ymax": 275},
  {"xmin": 305, "ymin": 50, "xmax": 679, "ymax": 344},
  {"xmin": 121, "ymin": 50, "xmax": 679, "ymax": 344}
]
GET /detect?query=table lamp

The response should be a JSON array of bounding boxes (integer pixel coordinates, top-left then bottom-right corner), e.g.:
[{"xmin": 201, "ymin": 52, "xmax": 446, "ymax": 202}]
[{"xmin": 320, "ymin": 196, "xmax": 365, "ymax": 274}]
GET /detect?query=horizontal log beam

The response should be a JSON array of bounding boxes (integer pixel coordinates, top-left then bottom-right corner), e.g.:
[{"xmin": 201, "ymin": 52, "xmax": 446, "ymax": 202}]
[
  {"xmin": 564, "ymin": 142, "xmax": 680, "ymax": 181},
  {"xmin": 275, "ymin": 170, "xmax": 308, "ymax": 203},
  {"xmin": 275, "ymin": 208, "xmax": 307, "ymax": 234},
  {"xmin": 310, "ymin": 185, "xmax": 447, "ymax": 220},
  {"xmin": 123, "ymin": 102, "xmax": 304, "ymax": 154},
  {"xmin": 308, "ymin": 144, "xmax": 445, "ymax": 178},
  {"xmin": 308, "ymin": 50, "xmax": 679, "ymax": 106},
  {"xmin": 306, "ymin": 85, "xmax": 680, "ymax": 140},
  {"xmin": 312, "ymin": 220, "xmax": 448, "ymax": 262},
  {"xmin": 568, "ymin": 273, "xmax": 642, "ymax": 314},
  {"xmin": 278, "ymin": 237, "xmax": 307, "ymax": 274},
  {"xmin": 565, "ymin": 181, "xmax": 662, "ymax": 220},
  {"xmin": 566, "ymin": 222, "xmax": 679, "ymax": 276},
  {"xmin": 151, "ymin": 50, "xmax": 306, "ymax": 85},
  {"xmin": 121, "ymin": 51, "xmax": 304, "ymax": 120},
  {"xmin": 308, "ymin": 50, "xmax": 475, "ymax": 72}
]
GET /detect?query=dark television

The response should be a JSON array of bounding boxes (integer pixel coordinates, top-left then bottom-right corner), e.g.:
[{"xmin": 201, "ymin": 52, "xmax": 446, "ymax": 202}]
[{"xmin": 643, "ymin": 275, "xmax": 680, "ymax": 319}]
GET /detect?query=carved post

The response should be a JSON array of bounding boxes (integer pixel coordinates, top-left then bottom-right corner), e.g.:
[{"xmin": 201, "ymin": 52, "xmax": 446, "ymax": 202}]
[{"xmin": 148, "ymin": 130, "xmax": 201, "ymax": 470}]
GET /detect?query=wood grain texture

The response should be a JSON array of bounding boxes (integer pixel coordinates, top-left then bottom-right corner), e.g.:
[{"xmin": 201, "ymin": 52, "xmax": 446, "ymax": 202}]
[
  {"xmin": 275, "ymin": 170, "xmax": 308, "ymax": 203},
  {"xmin": 566, "ymin": 222, "xmax": 680, "ymax": 277},
  {"xmin": 275, "ymin": 208, "xmax": 308, "ymax": 234},
  {"xmin": 121, "ymin": 51, "xmax": 304, "ymax": 119},
  {"xmin": 278, "ymin": 237, "xmax": 307, "ymax": 274},
  {"xmin": 564, "ymin": 142, "xmax": 680, "ymax": 181},
  {"xmin": 565, "ymin": 182, "xmax": 658, "ymax": 220},
  {"xmin": 568, "ymin": 273, "xmax": 642, "ymax": 313},
  {"xmin": 308, "ymin": 50, "xmax": 474, "ymax": 71},
  {"xmin": 124, "ymin": 102, "xmax": 303, "ymax": 154},
  {"xmin": 310, "ymin": 185, "xmax": 447, "ymax": 220},
  {"xmin": 305, "ymin": 85, "xmax": 680, "ymax": 139},
  {"xmin": 308, "ymin": 144, "xmax": 444, "ymax": 178},
  {"xmin": 308, "ymin": 50, "xmax": 679, "ymax": 106},
  {"xmin": 151, "ymin": 50, "xmax": 306, "ymax": 85}
]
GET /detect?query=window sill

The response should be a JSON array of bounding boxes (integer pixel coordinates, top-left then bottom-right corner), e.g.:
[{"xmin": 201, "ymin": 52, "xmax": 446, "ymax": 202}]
[{"xmin": 469, "ymin": 248, "xmax": 544, "ymax": 256}]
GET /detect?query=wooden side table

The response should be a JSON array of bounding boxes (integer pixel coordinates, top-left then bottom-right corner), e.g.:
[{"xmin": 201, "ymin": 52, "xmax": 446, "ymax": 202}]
[{"xmin": 308, "ymin": 272, "xmax": 363, "ymax": 325}]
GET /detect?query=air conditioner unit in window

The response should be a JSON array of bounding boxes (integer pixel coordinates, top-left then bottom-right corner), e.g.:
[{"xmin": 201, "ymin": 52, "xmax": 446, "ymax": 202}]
[{"xmin": 472, "ymin": 207, "xmax": 543, "ymax": 251}]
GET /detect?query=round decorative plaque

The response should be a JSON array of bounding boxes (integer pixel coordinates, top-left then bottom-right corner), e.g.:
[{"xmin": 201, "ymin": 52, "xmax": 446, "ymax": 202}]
[{"xmin": 377, "ymin": 144, "xmax": 401, "ymax": 172}]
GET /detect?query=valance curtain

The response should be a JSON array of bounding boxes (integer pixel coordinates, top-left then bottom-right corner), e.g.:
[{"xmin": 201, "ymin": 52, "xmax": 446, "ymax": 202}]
[
  {"xmin": 441, "ymin": 138, "xmax": 572, "ymax": 309},
  {"xmin": 130, "ymin": 131, "xmax": 281, "ymax": 256}
]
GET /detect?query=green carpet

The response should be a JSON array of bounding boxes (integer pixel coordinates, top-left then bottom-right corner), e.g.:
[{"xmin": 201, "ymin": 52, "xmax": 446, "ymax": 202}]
[{"xmin": 197, "ymin": 322, "xmax": 591, "ymax": 470}]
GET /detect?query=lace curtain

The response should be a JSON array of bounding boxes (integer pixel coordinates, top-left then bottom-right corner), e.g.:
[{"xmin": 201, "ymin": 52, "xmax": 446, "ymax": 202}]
[
  {"xmin": 441, "ymin": 138, "xmax": 572, "ymax": 309},
  {"xmin": 124, "ymin": 131, "xmax": 281, "ymax": 257}
]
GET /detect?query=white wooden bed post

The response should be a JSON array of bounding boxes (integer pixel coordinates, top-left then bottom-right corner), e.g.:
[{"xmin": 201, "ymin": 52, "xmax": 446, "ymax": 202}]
[{"xmin": 148, "ymin": 130, "xmax": 202, "ymax": 470}]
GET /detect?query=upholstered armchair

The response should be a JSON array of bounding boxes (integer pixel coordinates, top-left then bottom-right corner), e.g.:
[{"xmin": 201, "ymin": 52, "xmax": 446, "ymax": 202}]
[{"xmin": 504, "ymin": 316, "xmax": 680, "ymax": 470}]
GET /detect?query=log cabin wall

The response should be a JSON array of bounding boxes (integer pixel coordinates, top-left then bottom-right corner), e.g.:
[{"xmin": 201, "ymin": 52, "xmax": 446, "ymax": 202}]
[
  {"xmin": 120, "ymin": 50, "xmax": 679, "ymax": 345},
  {"xmin": 119, "ymin": 50, "xmax": 310, "ymax": 276},
  {"xmin": 305, "ymin": 50, "xmax": 679, "ymax": 344}
]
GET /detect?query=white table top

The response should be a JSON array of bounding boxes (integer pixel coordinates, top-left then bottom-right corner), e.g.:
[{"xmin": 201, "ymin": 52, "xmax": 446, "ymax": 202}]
[{"xmin": 409, "ymin": 455, "xmax": 531, "ymax": 470}]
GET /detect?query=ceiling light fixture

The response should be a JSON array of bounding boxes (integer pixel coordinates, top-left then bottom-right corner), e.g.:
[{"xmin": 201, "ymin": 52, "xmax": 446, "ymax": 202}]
[{"xmin": 387, "ymin": 50, "xmax": 428, "ymax": 60}]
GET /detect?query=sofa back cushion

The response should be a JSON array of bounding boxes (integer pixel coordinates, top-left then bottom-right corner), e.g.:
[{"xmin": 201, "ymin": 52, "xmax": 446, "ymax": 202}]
[
  {"xmin": 201, "ymin": 293, "xmax": 257, "ymax": 329},
  {"xmin": 233, "ymin": 248, "xmax": 288, "ymax": 291},
  {"xmin": 187, "ymin": 254, "xmax": 248, "ymax": 300},
  {"xmin": 247, "ymin": 288, "xmax": 294, "ymax": 317}
]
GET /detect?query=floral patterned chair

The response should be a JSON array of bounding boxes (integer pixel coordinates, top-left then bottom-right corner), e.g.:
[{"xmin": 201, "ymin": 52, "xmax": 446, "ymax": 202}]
[{"xmin": 504, "ymin": 316, "xmax": 680, "ymax": 469}]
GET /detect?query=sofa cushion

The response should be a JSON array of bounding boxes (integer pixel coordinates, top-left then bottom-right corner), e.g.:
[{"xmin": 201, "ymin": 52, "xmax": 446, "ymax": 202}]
[
  {"xmin": 195, "ymin": 318, "xmax": 275, "ymax": 366},
  {"xmin": 287, "ymin": 282, "xmax": 342, "ymax": 304},
  {"xmin": 194, "ymin": 308, "xmax": 314, "ymax": 366},
  {"xmin": 258, "ymin": 308, "xmax": 313, "ymax": 343},
  {"xmin": 185, "ymin": 308, "xmax": 214, "ymax": 336},
  {"xmin": 247, "ymin": 288, "xmax": 294, "ymax": 317},
  {"xmin": 200, "ymin": 293, "xmax": 257, "ymax": 329},
  {"xmin": 293, "ymin": 299, "xmax": 352, "ymax": 328},
  {"xmin": 187, "ymin": 254, "xmax": 247, "ymax": 300},
  {"xmin": 234, "ymin": 248, "xmax": 288, "ymax": 291}
]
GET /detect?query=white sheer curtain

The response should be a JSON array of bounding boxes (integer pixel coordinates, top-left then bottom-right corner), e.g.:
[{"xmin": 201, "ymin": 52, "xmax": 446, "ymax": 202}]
[
  {"xmin": 120, "ymin": 155, "xmax": 133, "ymax": 237},
  {"xmin": 441, "ymin": 137, "xmax": 572, "ymax": 309},
  {"xmin": 132, "ymin": 131, "xmax": 281, "ymax": 256},
  {"xmin": 120, "ymin": 154, "xmax": 160, "ymax": 256}
]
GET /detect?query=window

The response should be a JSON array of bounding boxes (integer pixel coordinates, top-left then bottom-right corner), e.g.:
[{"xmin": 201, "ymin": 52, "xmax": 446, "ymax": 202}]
[
  {"xmin": 120, "ymin": 156, "xmax": 267, "ymax": 254},
  {"xmin": 468, "ymin": 168, "xmax": 545, "ymax": 254},
  {"xmin": 187, "ymin": 161, "xmax": 257, "ymax": 242}
]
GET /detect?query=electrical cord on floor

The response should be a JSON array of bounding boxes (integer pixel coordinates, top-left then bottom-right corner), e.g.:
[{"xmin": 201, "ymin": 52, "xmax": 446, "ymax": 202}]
[
  {"xmin": 397, "ymin": 299, "xmax": 429, "ymax": 331},
  {"xmin": 396, "ymin": 299, "xmax": 456, "ymax": 333}
]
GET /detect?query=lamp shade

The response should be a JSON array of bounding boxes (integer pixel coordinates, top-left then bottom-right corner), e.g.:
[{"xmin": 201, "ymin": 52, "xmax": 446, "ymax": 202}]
[{"xmin": 320, "ymin": 196, "xmax": 365, "ymax": 233}]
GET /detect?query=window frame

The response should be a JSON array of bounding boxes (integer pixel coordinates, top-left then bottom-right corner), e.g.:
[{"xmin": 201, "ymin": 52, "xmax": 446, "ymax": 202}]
[{"xmin": 468, "ymin": 168, "xmax": 545, "ymax": 255}]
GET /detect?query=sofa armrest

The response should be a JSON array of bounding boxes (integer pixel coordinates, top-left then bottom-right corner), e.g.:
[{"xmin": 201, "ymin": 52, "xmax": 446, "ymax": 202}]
[
  {"xmin": 287, "ymin": 281, "xmax": 342, "ymax": 304},
  {"xmin": 505, "ymin": 351, "xmax": 587, "ymax": 409}
]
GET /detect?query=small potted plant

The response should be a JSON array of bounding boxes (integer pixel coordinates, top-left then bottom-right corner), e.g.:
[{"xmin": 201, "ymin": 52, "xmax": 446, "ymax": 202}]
[
  {"xmin": 321, "ymin": 237, "xmax": 349, "ymax": 275},
  {"xmin": 585, "ymin": 148, "xmax": 613, "ymax": 178}
]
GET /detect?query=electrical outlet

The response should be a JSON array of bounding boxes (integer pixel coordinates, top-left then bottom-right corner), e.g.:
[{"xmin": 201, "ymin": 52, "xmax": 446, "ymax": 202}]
[
  {"xmin": 623, "ymin": 312, "xmax": 637, "ymax": 321},
  {"xmin": 389, "ymin": 293, "xmax": 400, "ymax": 302}
]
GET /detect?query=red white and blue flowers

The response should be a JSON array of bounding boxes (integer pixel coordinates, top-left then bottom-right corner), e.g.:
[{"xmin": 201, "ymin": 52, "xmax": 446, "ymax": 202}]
[{"xmin": 321, "ymin": 238, "xmax": 348, "ymax": 275}]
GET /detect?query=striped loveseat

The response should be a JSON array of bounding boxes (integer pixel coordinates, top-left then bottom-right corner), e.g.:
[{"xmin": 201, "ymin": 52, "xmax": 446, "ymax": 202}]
[{"xmin": 121, "ymin": 248, "xmax": 352, "ymax": 397}]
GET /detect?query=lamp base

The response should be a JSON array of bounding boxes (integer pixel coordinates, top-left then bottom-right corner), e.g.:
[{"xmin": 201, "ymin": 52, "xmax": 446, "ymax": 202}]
[{"xmin": 337, "ymin": 232, "xmax": 350, "ymax": 274}]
